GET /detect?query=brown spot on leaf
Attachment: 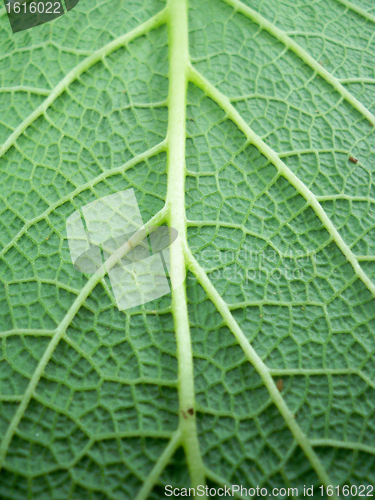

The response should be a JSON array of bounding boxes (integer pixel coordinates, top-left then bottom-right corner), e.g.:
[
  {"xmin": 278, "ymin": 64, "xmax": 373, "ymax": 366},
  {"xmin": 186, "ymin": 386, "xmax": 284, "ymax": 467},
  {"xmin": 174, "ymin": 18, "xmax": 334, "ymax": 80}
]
[
  {"xmin": 276, "ymin": 379, "xmax": 284, "ymax": 392},
  {"xmin": 187, "ymin": 408, "xmax": 194, "ymax": 416},
  {"xmin": 349, "ymin": 156, "xmax": 358, "ymax": 163}
]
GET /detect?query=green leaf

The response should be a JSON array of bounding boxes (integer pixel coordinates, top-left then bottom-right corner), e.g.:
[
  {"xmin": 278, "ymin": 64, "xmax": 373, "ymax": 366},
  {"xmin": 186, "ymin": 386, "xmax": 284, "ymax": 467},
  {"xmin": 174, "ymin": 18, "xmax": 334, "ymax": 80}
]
[{"xmin": 1, "ymin": 0, "xmax": 375, "ymax": 498}]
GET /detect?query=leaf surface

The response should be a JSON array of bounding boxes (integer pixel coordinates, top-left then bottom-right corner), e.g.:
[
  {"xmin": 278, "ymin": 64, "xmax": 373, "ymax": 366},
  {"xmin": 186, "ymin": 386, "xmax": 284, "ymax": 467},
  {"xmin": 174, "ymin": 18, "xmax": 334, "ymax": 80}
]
[{"xmin": 0, "ymin": 0, "xmax": 375, "ymax": 498}]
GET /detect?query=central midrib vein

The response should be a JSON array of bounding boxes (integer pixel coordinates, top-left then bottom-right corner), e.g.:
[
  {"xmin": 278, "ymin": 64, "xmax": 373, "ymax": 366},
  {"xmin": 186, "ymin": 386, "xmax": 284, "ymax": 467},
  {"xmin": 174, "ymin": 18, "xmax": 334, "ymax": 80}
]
[{"xmin": 166, "ymin": 0, "xmax": 207, "ymax": 492}]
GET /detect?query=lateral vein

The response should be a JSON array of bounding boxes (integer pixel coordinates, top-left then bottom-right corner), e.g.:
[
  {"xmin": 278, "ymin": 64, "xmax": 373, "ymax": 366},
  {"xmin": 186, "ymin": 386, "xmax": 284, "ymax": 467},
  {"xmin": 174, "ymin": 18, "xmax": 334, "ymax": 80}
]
[
  {"xmin": 0, "ymin": 141, "xmax": 167, "ymax": 260},
  {"xmin": 220, "ymin": 0, "xmax": 375, "ymax": 126},
  {"xmin": 184, "ymin": 244, "xmax": 338, "ymax": 497},
  {"xmin": 0, "ymin": 9, "xmax": 168, "ymax": 161},
  {"xmin": 0, "ymin": 208, "xmax": 167, "ymax": 469},
  {"xmin": 189, "ymin": 66, "xmax": 375, "ymax": 299}
]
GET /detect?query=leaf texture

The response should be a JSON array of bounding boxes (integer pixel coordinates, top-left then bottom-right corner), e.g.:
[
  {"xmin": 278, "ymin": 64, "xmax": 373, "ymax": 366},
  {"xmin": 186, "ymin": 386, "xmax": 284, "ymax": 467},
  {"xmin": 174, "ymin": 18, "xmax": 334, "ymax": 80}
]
[{"xmin": 0, "ymin": 0, "xmax": 375, "ymax": 498}]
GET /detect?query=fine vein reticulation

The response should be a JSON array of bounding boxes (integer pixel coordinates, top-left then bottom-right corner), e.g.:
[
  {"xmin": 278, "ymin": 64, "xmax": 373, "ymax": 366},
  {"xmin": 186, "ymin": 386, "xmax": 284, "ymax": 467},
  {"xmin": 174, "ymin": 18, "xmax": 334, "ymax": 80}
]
[{"xmin": 0, "ymin": 0, "xmax": 375, "ymax": 498}]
